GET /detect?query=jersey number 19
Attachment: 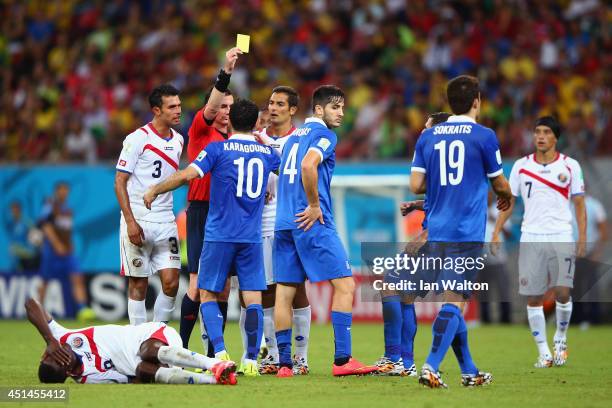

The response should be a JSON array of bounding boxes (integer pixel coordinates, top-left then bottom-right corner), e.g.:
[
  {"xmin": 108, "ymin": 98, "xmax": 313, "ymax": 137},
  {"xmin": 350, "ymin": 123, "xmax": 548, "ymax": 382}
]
[{"xmin": 434, "ymin": 140, "xmax": 465, "ymax": 186}]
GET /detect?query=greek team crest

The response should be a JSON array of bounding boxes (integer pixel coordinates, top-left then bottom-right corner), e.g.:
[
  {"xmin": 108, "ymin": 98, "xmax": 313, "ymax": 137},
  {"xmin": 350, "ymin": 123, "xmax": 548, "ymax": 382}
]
[{"xmin": 72, "ymin": 337, "xmax": 83, "ymax": 348}]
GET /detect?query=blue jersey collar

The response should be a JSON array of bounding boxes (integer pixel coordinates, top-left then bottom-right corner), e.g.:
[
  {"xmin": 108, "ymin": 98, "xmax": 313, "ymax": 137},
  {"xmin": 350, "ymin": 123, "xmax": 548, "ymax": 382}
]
[
  {"xmin": 229, "ymin": 133, "xmax": 256, "ymax": 141},
  {"xmin": 446, "ymin": 115, "xmax": 476, "ymax": 123},
  {"xmin": 305, "ymin": 117, "xmax": 327, "ymax": 127}
]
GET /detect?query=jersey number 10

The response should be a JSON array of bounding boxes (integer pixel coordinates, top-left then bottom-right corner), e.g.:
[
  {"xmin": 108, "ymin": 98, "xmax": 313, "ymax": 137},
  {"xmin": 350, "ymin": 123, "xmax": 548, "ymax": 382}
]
[
  {"xmin": 233, "ymin": 157, "xmax": 264, "ymax": 198},
  {"xmin": 434, "ymin": 140, "xmax": 465, "ymax": 186}
]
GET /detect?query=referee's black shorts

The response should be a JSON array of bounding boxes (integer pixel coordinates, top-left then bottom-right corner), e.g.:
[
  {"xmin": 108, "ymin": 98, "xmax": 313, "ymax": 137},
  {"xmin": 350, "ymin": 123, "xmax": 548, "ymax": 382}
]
[{"xmin": 186, "ymin": 200, "xmax": 209, "ymax": 274}]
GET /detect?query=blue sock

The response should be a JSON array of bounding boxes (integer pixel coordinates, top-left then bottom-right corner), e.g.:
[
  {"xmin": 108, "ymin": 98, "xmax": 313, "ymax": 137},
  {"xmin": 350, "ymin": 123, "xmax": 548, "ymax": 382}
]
[
  {"xmin": 76, "ymin": 303, "xmax": 86, "ymax": 312},
  {"xmin": 425, "ymin": 303, "xmax": 461, "ymax": 372},
  {"xmin": 200, "ymin": 301, "xmax": 225, "ymax": 353},
  {"xmin": 245, "ymin": 304, "xmax": 264, "ymax": 360},
  {"xmin": 331, "ymin": 311, "xmax": 352, "ymax": 362},
  {"xmin": 276, "ymin": 329, "xmax": 292, "ymax": 368},
  {"xmin": 451, "ymin": 313, "xmax": 479, "ymax": 375},
  {"xmin": 382, "ymin": 296, "xmax": 402, "ymax": 362},
  {"xmin": 401, "ymin": 303, "xmax": 417, "ymax": 367}
]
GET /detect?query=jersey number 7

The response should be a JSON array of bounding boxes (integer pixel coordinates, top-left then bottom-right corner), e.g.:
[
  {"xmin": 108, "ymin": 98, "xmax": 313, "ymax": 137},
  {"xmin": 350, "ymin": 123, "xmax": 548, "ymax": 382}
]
[{"xmin": 434, "ymin": 140, "xmax": 465, "ymax": 186}]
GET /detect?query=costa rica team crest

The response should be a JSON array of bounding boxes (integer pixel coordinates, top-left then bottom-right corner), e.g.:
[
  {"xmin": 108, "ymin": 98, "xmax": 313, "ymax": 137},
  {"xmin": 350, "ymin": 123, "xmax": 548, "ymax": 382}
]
[{"xmin": 71, "ymin": 337, "xmax": 84, "ymax": 348}]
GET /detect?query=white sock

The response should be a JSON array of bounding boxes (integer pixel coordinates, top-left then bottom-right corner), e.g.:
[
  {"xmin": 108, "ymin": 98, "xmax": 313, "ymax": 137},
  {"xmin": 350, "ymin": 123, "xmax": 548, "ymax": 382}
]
[
  {"xmin": 239, "ymin": 307, "xmax": 248, "ymax": 363},
  {"xmin": 153, "ymin": 293, "xmax": 176, "ymax": 323},
  {"xmin": 293, "ymin": 306, "xmax": 311, "ymax": 363},
  {"xmin": 527, "ymin": 306, "xmax": 552, "ymax": 357},
  {"xmin": 128, "ymin": 298, "xmax": 146, "ymax": 325},
  {"xmin": 157, "ymin": 346, "xmax": 221, "ymax": 370},
  {"xmin": 554, "ymin": 300, "xmax": 573, "ymax": 342},
  {"xmin": 154, "ymin": 366, "xmax": 216, "ymax": 384},
  {"xmin": 198, "ymin": 310, "xmax": 208, "ymax": 355},
  {"xmin": 263, "ymin": 307, "xmax": 278, "ymax": 362}
]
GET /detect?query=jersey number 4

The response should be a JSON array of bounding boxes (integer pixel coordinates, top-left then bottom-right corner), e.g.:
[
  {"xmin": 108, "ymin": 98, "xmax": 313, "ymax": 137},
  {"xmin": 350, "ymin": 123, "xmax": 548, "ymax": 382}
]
[
  {"xmin": 234, "ymin": 157, "xmax": 264, "ymax": 198},
  {"xmin": 434, "ymin": 140, "xmax": 465, "ymax": 186},
  {"xmin": 282, "ymin": 143, "xmax": 299, "ymax": 184}
]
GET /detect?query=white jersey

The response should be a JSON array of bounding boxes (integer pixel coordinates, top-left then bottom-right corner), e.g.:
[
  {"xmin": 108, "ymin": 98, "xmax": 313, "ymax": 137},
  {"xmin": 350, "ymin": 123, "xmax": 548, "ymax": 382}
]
[
  {"xmin": 509, "ymin": 153, "xmax": 584, "ymax": 234},
  {"xmin": 116, "ymin": 123, "xmax": 184, "ymax": 223},
  {"xmin": 49, "ymin": 320, "xmax": 181, "ymax": 382},
  {"xmin": 259, "ymin": 126, "xmax": 295, "ymax": 236}
]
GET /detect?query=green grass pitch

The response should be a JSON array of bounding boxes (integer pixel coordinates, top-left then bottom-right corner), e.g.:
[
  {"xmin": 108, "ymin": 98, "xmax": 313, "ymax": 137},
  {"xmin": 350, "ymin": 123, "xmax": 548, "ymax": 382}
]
[{"xmin": 1, "ymin": 320, "xmax": 611, "ymax": 407}]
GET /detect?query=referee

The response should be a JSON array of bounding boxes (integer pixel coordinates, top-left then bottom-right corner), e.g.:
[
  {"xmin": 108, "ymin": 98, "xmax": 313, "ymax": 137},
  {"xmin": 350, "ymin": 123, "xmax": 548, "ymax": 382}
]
[{"xmin": 179, "ymin": 47, "xmax": 242, "ymax": 355}]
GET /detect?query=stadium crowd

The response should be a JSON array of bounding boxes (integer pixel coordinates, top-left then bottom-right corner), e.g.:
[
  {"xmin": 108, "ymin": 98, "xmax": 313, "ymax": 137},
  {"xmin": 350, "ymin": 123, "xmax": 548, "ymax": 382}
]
[{"xmin": 0, "ymin": 0, "xmax": 610, "ymax": 163}]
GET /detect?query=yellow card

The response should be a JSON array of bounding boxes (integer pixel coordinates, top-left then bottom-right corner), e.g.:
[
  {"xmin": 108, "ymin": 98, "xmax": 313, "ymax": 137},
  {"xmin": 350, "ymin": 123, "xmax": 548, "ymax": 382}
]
[{"xmin": 236, "ymin": 34, "xmax": 250, "ymax": 53}]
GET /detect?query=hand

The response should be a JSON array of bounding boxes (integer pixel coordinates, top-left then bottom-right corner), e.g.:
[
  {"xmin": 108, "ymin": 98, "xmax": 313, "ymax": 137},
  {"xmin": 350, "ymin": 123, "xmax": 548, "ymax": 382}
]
[
  {"xmin": 127, "ymin": 220, "xmax": 145, "ymax": 247},
  {"xmin": 490, "ymin": 232, "xmax": 501, "ymax": 256},
  {"xmin": 223, "ymin": 47, "xmax": 242, "ymax": 74},
  {"xmin": 42, "ymin": 339, "xmax": 72, "ymax": 367},
  {"xmin": 265, "ymin": 191, "xmax": 275, "ymax": 205},
  {"xmin": 143, "ymin": 188, "xmax": 158, "ymax": 210},
  {"xmin": 404, "ymin": 240, "xmax": 425, "ymax": 256},
  {"xmin": 496, "ymin": 196, "xmax": 511, "ymax": 212},
  {"xmin": 576, "ymin": 241, "xmax": 586, "ymax": 258},
  {"xmin": 295, "ymin": 205, "xmax": 324, "ymax": 231},
  {"xmin": 400, "ymin": 201, "xmax": 419, "ymax": 216}
]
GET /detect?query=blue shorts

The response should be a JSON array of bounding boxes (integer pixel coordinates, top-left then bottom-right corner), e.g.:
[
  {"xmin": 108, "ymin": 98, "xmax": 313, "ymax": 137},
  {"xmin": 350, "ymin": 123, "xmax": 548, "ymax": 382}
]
[
  {"xmin": 187, "ymin": 201, "xmax": 209, "ymax": 274},
  {"xmin": 429, "ymin": 242, "xmax": 484, "ymax": 299},
  {"xmin": 274, "ymin": 224, "xmax": 352, "ymax": 284},
  {"xmin": 198, "ymin": 241, "xmax": 266, "ymax": 292},
  {"xmin": 40, "ymin": 254, "xmax": 80, "ymax": 281}
]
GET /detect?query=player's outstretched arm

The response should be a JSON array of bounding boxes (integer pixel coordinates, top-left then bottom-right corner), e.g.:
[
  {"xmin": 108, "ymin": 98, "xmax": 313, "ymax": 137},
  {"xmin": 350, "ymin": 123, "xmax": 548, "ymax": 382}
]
[
  {"xmin": 400, "ymin": 200, "xmax": 425, "ymax": 216},
  {"xmin": 296, "ymin": 150, "xmax": 324, "ymax": 231},
  {"xmin": 572, "ymin": 194, "xmax": 587, "ymax": 257},
  {"xmin": 25, "ymin": 299, "xmax": 72, "ymax": 367},
  {"xmin": 203, "ymin": 47, "xmax": 242, "ymax": 121},
  {"xmin": 409, "ymin": 172, "xmax": 426, "ymax": 194},
  {"xmin": 144, "ymin": 166, "xmax": 200, "ymax": 209}
]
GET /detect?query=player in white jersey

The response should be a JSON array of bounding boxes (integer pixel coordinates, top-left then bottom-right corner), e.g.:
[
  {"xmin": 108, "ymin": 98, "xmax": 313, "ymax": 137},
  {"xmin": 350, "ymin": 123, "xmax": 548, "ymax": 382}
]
[
  {"xmin": 114, "ymin": 85, "xmax": 184, "ymax": 326},
  {"xmin": 235, "ymin": 87, "xmax": 312, "ymax": 375},
  {"xmin": 26, "ymin": 299, "xmax": 237, "ymax": 385},
  {"xmin": 493, "ymin": 116, "xmax": 586, "ymax": 368}
]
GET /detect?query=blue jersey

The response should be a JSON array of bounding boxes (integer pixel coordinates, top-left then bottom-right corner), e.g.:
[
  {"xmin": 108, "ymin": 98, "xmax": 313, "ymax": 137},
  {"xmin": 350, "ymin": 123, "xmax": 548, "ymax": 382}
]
[
  {"xmin": 411, "ymin": 116, "xmax": 503, "ymax": 242},
  {"xmin": 275, "ymin": 117, "xmax": 338, "ymax": 231},
  {"xmin": 190, "ymin": 134, "xmax": 280, "ymax": 243}
]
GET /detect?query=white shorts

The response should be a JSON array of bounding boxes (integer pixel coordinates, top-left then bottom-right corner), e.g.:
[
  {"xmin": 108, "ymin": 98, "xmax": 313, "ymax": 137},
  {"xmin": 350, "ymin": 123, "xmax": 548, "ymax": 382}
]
[
  {"xmin": 108, "ymin": 322, "xmax": 183, "ymax": 376},
  {"xmin": 263, "ymin": 234, "xmax": 274, "ymax": 286},
  {"xmin": 518, "ymin": 232, "xmax": 575, "ymax": 296},
  {"xmin": 120, "ymin": 219, "xmax": 181, "ymax": 277}
]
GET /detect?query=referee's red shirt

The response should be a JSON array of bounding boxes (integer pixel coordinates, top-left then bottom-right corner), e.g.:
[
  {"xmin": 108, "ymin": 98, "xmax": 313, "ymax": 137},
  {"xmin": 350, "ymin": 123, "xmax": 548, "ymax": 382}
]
[{"xmin": 187, "ymin": 108, "xmax": 228, "ymax": 201}]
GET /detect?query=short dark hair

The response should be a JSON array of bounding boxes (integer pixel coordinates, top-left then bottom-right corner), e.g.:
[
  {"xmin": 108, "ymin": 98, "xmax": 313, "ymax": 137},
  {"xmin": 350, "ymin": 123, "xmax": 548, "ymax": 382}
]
[
  {"xmin": 149, "ymin": 84, "xmax": 180, "ymax": 109},
  {"xmin": 204, "ymin": 87, "xmax": 232, "ymax": 105},
  {"xmin": 446, "ymin": 75, "xmax": 480, "ymax": 115},
  {"xmin": 312, "ymin": 85, "xmax": 345, "ymax": 112},
  {"xmin": 535, "ymin": 116, "xmax": 561, "ymax": 139},
  {"xmin": 229, "ymin": 98, "xmax": 260, "ymax": 132},
  {"xmin": 272, "ymin": 86, "xmax": 299, "ymax": 108},
  {"xmin": 429, "ymin": 112, "xmax": 452, "ymax": 126},
  {"xmin": 38, "ymin": 362, "xmax": 67, "ymax": 383}
]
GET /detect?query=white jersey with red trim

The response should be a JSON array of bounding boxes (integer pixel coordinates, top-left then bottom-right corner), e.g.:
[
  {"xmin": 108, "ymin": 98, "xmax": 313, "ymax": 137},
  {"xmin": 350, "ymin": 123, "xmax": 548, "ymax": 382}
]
[
  {"xmin": 49, "ymin": 320, "xmax": 181, "ymax": 381},
  {"xmin": 116, "ymin": 123, "xmax": 184, "ymax": 223},
  {"xmin": 509, "ymin": 153, "xmax": 584, "ymax": 234},
  {"xmin": 259, "ymin": 126, "xmax": 295, "ymax": 236}
]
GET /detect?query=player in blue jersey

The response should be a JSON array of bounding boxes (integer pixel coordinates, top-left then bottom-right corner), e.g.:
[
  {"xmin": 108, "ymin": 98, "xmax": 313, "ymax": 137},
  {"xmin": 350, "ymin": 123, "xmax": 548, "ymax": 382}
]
[
  {"xmin": 273, "ymin": 85, "xmax": 377, "ymax": 377},
  {"xmin": 375, "ymin": 112, "xmax": 451, "ymax": 377},
  {"xmin": 410, "ymin": 76, "xmax": 512, "ymax": 388},
  {"xmin": 144, "ymin": 98, "xmax": 281, "ymax": 377}
]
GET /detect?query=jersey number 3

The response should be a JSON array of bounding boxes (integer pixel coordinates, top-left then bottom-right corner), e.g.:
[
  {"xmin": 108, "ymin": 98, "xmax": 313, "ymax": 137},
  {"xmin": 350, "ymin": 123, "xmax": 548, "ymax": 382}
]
[
  {"xmin": 234, "ymin": 157, "xmax": 264, "ymax": 198},
  {"xmin": 434, "ymin": 140, "xmax": 465, "ymax": 186}
]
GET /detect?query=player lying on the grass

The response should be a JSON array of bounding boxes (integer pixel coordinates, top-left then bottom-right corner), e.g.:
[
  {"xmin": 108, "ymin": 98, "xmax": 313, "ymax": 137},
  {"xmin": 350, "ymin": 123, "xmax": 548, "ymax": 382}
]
[
  {"xmin": 144, "ymin": 98, "xmax": 280, "ymax": 377},
  {"xmin": 25, "ymin": 299, "xmax": 237, "ymax": 385},
  {"xmin": 374, "ymin": 112, "xmax": 450, "ymax": 377}
]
